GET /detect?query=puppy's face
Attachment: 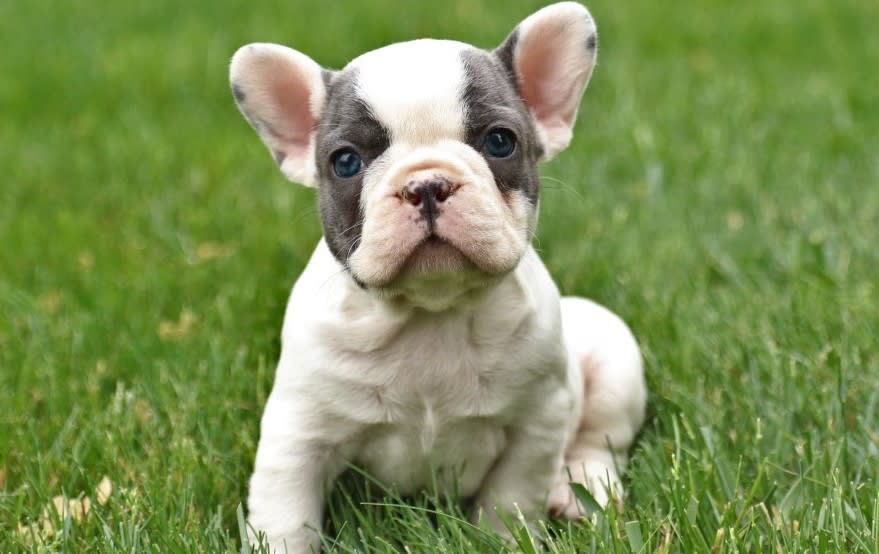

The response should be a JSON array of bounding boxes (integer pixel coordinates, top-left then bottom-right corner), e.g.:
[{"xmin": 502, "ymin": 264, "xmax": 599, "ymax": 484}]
[{"xmin": 231, "ymin": 2, "xmax": 597, "ymax": 307}]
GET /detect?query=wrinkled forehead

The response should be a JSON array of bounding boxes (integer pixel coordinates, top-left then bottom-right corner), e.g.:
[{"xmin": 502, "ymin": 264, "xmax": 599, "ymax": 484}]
[
  {"xmin": 318, "ymin": 38, "xmax": 531, "ymax": 161},
  {"xmin": 345, "ymin": 39, "xmax": 471, "ymax": 144}
]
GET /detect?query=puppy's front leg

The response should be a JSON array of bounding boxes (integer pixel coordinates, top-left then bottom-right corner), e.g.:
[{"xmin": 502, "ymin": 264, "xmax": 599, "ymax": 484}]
[
  {"xmin": 247, "ymin": 394, "xmax": 342, "ymax": 554},
  {"xmin": 473, "ymin": 384, "xmax": 572, "ymax": 533}
]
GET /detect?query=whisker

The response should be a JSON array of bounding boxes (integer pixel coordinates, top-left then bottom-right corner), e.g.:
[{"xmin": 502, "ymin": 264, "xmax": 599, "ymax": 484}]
[{"xmin": 540, "ymin": 175, "xmax": 584, "ymax": 201}]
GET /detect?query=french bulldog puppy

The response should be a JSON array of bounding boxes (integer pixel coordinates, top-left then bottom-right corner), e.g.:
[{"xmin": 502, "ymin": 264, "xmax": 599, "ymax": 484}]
[{"xmin": 230, "ymin": 2, "xmax": 647, "ymax": 552}]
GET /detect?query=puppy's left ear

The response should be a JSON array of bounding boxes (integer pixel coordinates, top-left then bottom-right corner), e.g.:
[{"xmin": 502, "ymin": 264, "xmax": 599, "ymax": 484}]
[
  {"xmin": 496, "ymin": 2, "xmax": 598, "ymax": 160},
  {"xmin": 230, "ymin": 43, "xmax": 327, "ymax": 187}
]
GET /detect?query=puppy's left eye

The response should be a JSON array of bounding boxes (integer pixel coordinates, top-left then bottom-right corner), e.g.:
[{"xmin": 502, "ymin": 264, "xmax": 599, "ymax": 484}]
[{"xmin": 483, "ymin": 128, "xmax": 517, "ymax": 158}]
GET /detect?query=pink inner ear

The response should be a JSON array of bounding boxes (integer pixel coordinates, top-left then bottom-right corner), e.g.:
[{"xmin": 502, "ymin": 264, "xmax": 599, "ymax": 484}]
[
  {"xmin": 267, "ymin": 64, "xmax": 316, "ymax": 154},
  {"xmin": 516, "ymin": 21, "xmax": 588, "ymax": 130}
]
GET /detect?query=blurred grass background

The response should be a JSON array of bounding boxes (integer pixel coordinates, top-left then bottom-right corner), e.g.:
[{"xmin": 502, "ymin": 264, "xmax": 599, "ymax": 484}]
[{"xmin": 1, "ymin": 0, "xmax": 878, "ymax": 551}]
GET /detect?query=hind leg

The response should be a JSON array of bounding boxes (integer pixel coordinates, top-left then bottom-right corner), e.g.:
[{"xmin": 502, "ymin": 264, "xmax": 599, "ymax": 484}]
[{"xmin": 548, "ymin": 297, "xmax": 647, "ymax": 518}]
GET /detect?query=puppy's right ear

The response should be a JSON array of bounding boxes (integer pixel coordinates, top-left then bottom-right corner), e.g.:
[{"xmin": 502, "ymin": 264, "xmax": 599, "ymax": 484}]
[{"xmin": 230, "ymin": 43, "xmax": 327, "ymax": 187}]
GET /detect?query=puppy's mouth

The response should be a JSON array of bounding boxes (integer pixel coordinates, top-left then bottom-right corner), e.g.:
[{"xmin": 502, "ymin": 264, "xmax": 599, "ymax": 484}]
[
  {"xmin": 366, "ymin": 232, "xmax": 503, "ymax": 310},
  {"xmin": 400, "ymin": 234, "xmax": 474, "ymax": 275}
]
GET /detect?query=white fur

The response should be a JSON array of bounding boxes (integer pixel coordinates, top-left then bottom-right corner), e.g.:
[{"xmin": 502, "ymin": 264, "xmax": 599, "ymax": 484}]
[
  {"xmin": 239, "ymin": 4, "xmax": 646, "ymax": 553},
  {"xmin": 549, "ymin": 297, "xmax": 647, "ymax": 515},
  {"xmin": 249, "ymin": 242, "xmax": 646, "ymax": 552},
  {"xmin": 351, "ymin": 39, "xmax": 469, "ymax": 146}
]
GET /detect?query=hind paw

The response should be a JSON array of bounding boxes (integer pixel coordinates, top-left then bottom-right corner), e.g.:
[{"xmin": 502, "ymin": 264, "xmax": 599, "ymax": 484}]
[{"xmin": 548, "ymin": 460, "xmax": 623, "ymax": 519}]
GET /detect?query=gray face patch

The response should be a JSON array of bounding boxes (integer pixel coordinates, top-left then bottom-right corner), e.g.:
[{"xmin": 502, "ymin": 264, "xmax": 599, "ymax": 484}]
[
  {"xmin": 315, "ymin": 68, "xmax": 391, "ymax": 268},
  {"xmin": 460, "ymin": 46, "xmax": 542, "ymax": 203},
  {"xmin": 493, "ymin": 28, "xmax": 520, "ymax": 94}
]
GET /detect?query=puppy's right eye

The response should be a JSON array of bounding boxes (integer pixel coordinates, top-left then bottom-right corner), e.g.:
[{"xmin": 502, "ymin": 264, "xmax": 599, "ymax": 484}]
[{"xmin": 332, "ymin": 149, "xmax": 363, "ymax": 178}]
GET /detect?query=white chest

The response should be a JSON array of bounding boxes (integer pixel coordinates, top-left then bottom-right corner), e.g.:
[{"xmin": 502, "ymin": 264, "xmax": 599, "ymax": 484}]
[
  {"xmin": 313, "ymin": 307, "xmax": 554, "ymax": 495},
  {"xmin": 352, "ymin": 414, "xmax": 508, "ymax": 496},
  {"xmin": 277, "ymin": 243, "xmax": 567, "ymax": 495}
]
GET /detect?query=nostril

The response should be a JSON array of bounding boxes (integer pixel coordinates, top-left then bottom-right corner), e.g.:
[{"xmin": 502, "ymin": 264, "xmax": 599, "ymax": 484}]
[
  {"xmin": 400, "ymin": 178, "xmax": 455, "ymax": 207},
  {"xmin": 434, "ymin": 181, "xmax": 452, "ymax": 202},
  {"xmin": 400, "ymin": 184, "xmax": 422, "ymax": 206}
]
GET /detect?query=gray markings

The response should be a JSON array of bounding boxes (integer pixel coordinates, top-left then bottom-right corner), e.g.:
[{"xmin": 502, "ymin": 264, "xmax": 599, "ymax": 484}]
[
  {"xmin": 460, "ymin": 47, "xmax": 542, "ymax": 203},
  {"xmin": 321, "ymin": 69, "xmax": 335, "ymax": 89},
  {"xmin": 230, "ymin": 81, "xmax": 288, "ymax": 145},
  {"xmin": 231, "ymin": 83, "xmax": 246, "ymax": 104},
  {"xmin": 493, "ymin": 27, "xmax": 520, "ymax": 93},
  {"xmin": 314, "ymin": 68, "xmax": 391, "ymax": 267}
]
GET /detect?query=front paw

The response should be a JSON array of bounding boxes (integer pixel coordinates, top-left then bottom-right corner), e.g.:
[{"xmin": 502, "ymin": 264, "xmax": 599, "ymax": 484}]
[
  {"xmin": 473, "ymin": 496, "xmax": 553, "ymax": 551},
  {"xmin": 245, "ymin": 521, "xmax": 319, "ymax": 554},
  {"xmin": 472, "ymin": 495, "xmax": 514, "ymax": 537},
  {"xmin": 473, "ymin": 492, "xmax": 549, "ymax": 539}
]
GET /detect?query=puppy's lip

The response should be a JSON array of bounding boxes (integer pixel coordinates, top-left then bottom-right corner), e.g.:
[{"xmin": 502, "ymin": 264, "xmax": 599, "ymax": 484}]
[
  {"xmin": 349, "ymin": 233, "xmax": 466, "ymax": 288},
  {"xmin": 350, "ymin": 227, "xmax": 523, "ymax": 289},
  {"xmin": 400, "ymin": 234, "xmax": 474, "ymax": 275}
]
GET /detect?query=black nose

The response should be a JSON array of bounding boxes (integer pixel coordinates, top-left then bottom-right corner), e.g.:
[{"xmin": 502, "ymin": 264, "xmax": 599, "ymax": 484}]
[
  {"xmin": 400, "ymin": 179, "xmax": 453, "ymax": 207},
  {"xmin": 400, "ymin": 178, "xmax": 455, "ymax": 231}
]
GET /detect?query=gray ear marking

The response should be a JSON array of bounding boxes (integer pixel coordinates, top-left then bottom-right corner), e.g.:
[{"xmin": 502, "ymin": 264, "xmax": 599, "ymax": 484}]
[
  {"xmin": 493, "ymin": 27, "xmax": 520, "ymax": 91},
  {"xmin": 229, "ymin": 42, "xmax": 327, "ymax": 186},
  {"xmin": 586, "ymin": 33, "xmax": 597, "ymax": 51},
  {"xmin": 229, "ymin": 80, "xmax": 281, "ymax": 141},
  {"xmin": 321, "ymin": 69, "xmax": 335, "ymax": 89},
  {"xmin": 241, "ymin": 114, "xmax": 284, "ymax": 144},
  {"xmin": 231, "ymin": 83, "xmax": 246, "ymax": 104},
  {"xmin": 490, "ymin": 2, "xmax": 599, "ymax": 160}
]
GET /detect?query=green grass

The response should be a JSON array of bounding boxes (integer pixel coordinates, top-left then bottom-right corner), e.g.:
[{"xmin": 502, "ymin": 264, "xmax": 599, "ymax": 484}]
[{"xmin": 2, "ymin": 0, "xmax": 878, "ymax": 551}]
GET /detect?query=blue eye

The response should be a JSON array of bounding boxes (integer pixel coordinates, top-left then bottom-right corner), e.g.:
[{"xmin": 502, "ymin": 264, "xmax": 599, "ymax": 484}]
[
  {"xmin": 483, "ymin": 128, "xmax": 516, "ymax": 158},
  {"xmin": 332, "ymin": 149, "xmax": 363, "ymax": 178}
]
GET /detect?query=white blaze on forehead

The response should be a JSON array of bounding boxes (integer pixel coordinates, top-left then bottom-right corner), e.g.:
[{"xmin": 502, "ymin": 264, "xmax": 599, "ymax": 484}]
[{"xmin": 350, "ymin": 39, "xmax": 469, "ymax": 146}]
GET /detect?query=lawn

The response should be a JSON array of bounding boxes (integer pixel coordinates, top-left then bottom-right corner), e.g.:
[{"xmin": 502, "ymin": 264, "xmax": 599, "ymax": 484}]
[{"xmin": 1, "ymin": 0, "xmax": 878, "ymax": 551}]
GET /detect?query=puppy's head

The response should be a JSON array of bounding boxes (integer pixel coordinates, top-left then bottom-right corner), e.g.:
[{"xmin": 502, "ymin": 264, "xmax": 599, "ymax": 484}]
[{"xmin": 231, "ymin": 2, "xmax": 597, "ymax": 309}]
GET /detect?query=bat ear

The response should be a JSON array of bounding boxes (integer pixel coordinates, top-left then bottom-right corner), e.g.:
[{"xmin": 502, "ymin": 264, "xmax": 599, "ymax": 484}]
[
  {"xmin": 230, "ymin": 43, "xmax": 327, "ymax": 187},
  {"xmin": 495, "ymin": 2, "xmax": 598, "ymax": 160}
]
